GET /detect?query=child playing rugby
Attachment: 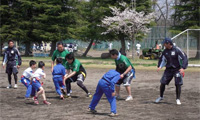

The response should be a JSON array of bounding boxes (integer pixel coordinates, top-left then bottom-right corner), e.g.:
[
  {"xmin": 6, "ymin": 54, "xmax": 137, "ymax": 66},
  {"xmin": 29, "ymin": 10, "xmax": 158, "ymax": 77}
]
[
  {"xmin": 32, "ymin": 61, "xmax": 51, "ymax": 105},
  {"xmin": 52, "ymin": 58, "xmax": 66, "ymax": 99},
  {"xmin": 21, "ymin": 60, "xmax": 37, "ymax": 98}
]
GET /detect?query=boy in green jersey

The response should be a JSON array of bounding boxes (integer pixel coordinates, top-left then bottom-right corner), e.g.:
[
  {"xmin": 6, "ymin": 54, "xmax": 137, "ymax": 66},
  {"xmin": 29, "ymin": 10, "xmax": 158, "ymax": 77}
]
[
  {"xmin": 51, "ymin": 42, "xmax": 70, "ymax": 72},
  {"xmin": 109, "ymin": 49, "xmax": 135, "ymax": 101},
  {"xmin": 64, "ymin": 53, "xmax": 92, "ymax": 98}
]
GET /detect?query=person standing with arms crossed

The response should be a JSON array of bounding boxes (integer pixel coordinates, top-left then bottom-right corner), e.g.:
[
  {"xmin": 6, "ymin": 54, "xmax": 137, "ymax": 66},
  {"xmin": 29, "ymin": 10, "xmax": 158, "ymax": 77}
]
[
  {"xmin": 155, "ymin": 38, "xmax": 188, "ymax": 105},
  {"xmin": 2, "ymin": 40, "xmax": 21, "ymax": 89}
]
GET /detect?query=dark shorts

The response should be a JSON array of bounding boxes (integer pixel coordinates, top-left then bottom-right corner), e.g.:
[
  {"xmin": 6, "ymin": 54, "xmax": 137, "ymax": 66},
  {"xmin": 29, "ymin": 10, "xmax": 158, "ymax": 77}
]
[
  {"xmin": 116, "ymin": 71, "xmax": 133, "ymax": 86},
  {"xmin": 160, "ymin": 68, "xmax": 183, "ymax": 85},
  {"xmin": 68, "ymin": 73, "xmax": 85, "ymax": 83},
  {"xmin": 6, "ymin": 61, "xmax": 18, "ymax": 74}
]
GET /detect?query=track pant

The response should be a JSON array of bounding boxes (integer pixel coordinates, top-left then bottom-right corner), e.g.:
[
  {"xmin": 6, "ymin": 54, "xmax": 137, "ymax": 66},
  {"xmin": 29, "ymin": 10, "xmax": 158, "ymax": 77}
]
[
  {"xmin": 53, "ymin": 77, "xmax": 65, "ymax": 96},
  {"xmin": 89, "ymin": 79, "xmax": 117, "ymax": 113},
  {"xmin": 21, "ymin": 77, "xmax": 35, "ymax": 98}
]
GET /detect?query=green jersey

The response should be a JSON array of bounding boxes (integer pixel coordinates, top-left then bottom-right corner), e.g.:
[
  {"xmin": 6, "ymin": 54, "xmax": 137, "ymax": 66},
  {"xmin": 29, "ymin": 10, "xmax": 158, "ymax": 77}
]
[
  {"xmin": 115, "ymin": 55, "xmax": 134, "ymax": 69},
  {"xmin": 65, "ymin": 59, "xmax": 86, "ymax": 74},
  {"xmin": 51, "ymin": 49, "xmax": 70, "ymax": 65}
]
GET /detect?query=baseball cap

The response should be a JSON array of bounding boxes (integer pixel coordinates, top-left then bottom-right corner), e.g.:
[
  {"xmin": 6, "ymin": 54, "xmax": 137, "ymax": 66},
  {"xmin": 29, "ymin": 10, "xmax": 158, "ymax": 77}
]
[{"xmin": 162, "ymin": 38, "xmax": 173, "ymax": 44}]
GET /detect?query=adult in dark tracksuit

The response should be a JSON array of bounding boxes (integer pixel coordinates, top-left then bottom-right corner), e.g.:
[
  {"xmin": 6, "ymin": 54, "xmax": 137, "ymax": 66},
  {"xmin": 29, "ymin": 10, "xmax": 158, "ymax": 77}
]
[
  {"xmin": 2, "ymin": 40, "xmax": 22, "ymax": 89},
  {"xmin": 155, "ymin": 38, "xmax": 188, "ymax": 105},
  {"xmin": 88, "ymin": 63, "xmax": 125, "ymax": 117}
]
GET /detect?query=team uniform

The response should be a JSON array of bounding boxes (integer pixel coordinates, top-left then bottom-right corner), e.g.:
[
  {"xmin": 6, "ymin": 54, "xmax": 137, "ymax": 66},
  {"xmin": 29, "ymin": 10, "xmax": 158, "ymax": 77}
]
[
  {"xmin": 158, "ymin": 46, "xmax": 188, "ymax": 86},
  {"xmin": 89, "ymin": 70, "xmax": 121, "ymax": 114},
  {"xmin": 3, "ymin": 47, "xmax": 21, "ymax": 87},
  {"xmin": 52, "ymin": 63, "xmax": 66, "ymax": 96},
  {"xmin": 51, "ymin": 49, "xmax": 70, "ymax": 66},
  {"xmin": 115, "ymin": 53, "xmax": 135, "ymax": 86},
  {"xmin": 65, "ymin": 59, "xmax": 90, "ymax": 95},
  {"xmin": 21, "ymin": 67, "xmax": 36, "ymax": 98},
  {"xmin": 32, "ymin": 68, "xmax": 46, "ymax": 91}
]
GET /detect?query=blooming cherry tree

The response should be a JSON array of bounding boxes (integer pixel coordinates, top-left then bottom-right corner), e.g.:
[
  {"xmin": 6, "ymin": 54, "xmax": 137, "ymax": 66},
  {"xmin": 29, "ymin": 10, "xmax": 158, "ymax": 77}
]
[{"xmin": 101, "ymin": 3, "xmax": 155, "ymax": 58}]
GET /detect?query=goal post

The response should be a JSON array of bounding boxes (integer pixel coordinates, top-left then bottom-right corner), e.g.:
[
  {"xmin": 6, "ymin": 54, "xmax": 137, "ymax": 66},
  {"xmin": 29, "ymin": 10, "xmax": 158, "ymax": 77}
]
[{"xmin": 171, "ymin": 29, "xmax": 200, "ymax": 59}]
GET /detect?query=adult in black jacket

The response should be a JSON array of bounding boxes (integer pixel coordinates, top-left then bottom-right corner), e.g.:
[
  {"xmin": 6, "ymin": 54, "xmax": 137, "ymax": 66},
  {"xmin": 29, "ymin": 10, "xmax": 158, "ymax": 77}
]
[
  {"xmin": 155, "ymin": 38, "xmax": 188, "ymax": 105},
  {"xmin": 2, "ymin": 40, "xmax": 21, "ymax": 89}
]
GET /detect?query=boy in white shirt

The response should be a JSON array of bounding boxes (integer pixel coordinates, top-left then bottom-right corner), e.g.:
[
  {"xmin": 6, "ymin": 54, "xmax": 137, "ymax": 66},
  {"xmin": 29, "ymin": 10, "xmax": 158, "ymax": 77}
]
[
  {"xmin": 32, "ymin": 61, "xmax": 51, "ymax": 105},
  {"xmin": 21, "ymin": 60, "xmax": 37, "ymax": 98}
]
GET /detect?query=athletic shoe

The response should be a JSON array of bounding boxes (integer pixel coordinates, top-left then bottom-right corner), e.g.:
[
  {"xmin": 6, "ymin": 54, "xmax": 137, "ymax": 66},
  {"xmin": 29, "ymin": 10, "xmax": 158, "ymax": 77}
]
[
  {"xmin": 176, "ymin": 99, "xmax": 181, "ymax": 105},
  {"xmin": 109, "ymin": 112, "xmax": 118, "ymax": 117},
  {"xmin": 87, "ymin": 93, "xmax": 92, "ymax": 98},
  {"xmin": 70, "ymin": 90, "xmax": 72, "ymax": 94},
  {"xmin": 43, "ymin": 100, "xmax": 51, "ymax": 105},
  {"xmin": 61, "ymin": 89, "xmax": 66, "ymax": 95},
  {"xmin": 116, "ymin": 95, "xmax": 121, "ymax": 100},
  {"xmin": 6, "ymin": 85, "xmax": 12, "ymax": 89},
  {"xmin": 64, "ymin": 94, "xmax": 71, "ymax": 98},
  {"xmin": 155, "ymin": 97, "xmax": 163, "ymax": 103},
  {"xmin": 88, "ymin": 108, "xmax": 97, "ymax": 113},
  {"xmin": 125, "ymin": 96, "xmax": 133, "ymax": 101},
  {"xmin": 34, "ymin": 97, "xmax": 39, "ymax": 105},
  {"xmin": 14, "ymin": 84, "xmax": 18, "ymax": 89}
]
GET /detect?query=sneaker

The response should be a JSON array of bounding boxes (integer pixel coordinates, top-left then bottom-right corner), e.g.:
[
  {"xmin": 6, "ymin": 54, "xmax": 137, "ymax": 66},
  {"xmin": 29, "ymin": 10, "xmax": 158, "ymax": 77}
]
[
  {"xmin": 61, "ymin": 89, "xmax": 66, "ymax": 95},
  {"xmin": 88, "ymin": 108, "xmax": 97, "ymax": 113},
  {"xmin": 109, "ymin": 112, "xmax": 118, "ymax": 117},
  {"xmin": 64, "ymin": 94, "xmax": 71, "ymax": 98},
  {"xmin": 34, "ymin": 97, "xmax": 39, "ymax": 105},
  {"xmin": 87, "ymin": 93, "xmax": 92, "ymax": 98},
  {"xmin": 176, "ymin": 99, "xmax": 181, "ymax": 105},
  {"xmin": 6, "ymin": 85, "xmax": 12, "ymax": 89},
  {"xmin": 43, "ymin": 100, "xmax": 51, "ymax": 105},
  {"xmin": 116, "ymin": 95, "xmax": 121, "ymax": 100},
  {"xmin": 14, "ymin": 84, "xmax": 18, "ymax": 89},
  {"xmin": 155, "ymin": 97, "xmax": 163, "ymax": 103},
  {"xmin": 125, "ymin": 96, "xmax": 133, "ymax": 101},
  {"xmin": 70, "ymin": 90, "xmax": 72, "ymax": 94}
]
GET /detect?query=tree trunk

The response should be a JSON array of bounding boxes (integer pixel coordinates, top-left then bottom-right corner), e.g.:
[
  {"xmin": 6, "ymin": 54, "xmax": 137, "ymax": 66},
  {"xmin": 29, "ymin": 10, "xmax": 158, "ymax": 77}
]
[
  {"xmin": 50, "ymin": 40, "xmax": 57, "ymax": 56},
  {"xmin": 119, "ymin": 35, "xmax": 126, "ymax": 55},
  {"xmin": 82, "ymin": 39, "xmax": 94, "ymax": 57},
  {"xmin": 25, "ymin": 42, "xmax": 31, "ymax": 56},
  {"xmin": 195, "ymin": 32, "xmax": 200, "ymax": 59},
  {"xmin": 132, "ymin": 34, "xmax": 135, "ymax": 59},
  {"xmin": 0, "ymin": 41, "xmax": 2, "ymax": 57}
]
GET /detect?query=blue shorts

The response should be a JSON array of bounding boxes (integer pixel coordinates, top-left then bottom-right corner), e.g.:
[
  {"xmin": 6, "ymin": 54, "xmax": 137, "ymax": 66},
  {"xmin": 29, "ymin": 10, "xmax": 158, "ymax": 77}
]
[{"xmin": 32, "ymin": 78, "xmax": 42, "ymax": 91}]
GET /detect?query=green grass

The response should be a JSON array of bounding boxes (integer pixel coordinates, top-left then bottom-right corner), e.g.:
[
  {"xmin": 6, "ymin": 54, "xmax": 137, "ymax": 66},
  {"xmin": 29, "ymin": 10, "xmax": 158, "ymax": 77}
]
[{"xmin": 0, "ymin": 56, "xmax": 199, "ymax": 67}]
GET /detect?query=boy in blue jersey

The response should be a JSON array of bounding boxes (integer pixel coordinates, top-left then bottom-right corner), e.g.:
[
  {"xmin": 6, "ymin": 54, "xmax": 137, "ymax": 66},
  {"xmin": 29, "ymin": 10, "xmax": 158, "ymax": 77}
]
[
  {"xmin": 88, "ymin": 63, "xmax": 125, "ymax": 117},
  {"xmin": 52, "ymin": 58, "xmax": 66, "ymax": 99}
]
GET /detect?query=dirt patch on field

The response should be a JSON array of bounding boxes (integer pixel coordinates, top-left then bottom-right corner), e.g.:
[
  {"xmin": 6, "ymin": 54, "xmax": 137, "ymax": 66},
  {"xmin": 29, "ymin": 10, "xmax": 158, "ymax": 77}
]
[{"xmin": 0, "ymin": 67, "xmax": 199, "ymax": 120}]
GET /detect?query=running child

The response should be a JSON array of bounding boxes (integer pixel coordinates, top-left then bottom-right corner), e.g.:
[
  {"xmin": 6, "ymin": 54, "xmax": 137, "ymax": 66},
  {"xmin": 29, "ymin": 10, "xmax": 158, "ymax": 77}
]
[
  {"xmin": 52, "ymin": 58, "xmax": 66, "ymax": 99},
  {"xmin": 32, "ymin": 61, "xmax": 51, "ymax": 105},
  {"xmin": 21, "ymin": 60, "xmax": 37, "ymax": 98}
]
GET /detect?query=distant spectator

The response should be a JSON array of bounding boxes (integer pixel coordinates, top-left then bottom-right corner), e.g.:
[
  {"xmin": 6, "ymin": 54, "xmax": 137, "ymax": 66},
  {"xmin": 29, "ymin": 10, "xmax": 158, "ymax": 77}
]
[{"xmin": 136, "ymin": 42, "xmax": 141, "ymax": 56}]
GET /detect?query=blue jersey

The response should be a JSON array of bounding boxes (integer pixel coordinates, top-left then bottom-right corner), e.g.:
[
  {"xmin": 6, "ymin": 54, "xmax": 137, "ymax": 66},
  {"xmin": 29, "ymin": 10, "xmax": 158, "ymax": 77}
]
[
  {"xmin": 52, "ymin": 63, "xmax": 66, "ymax": 79},
  {"xmin": 102, "ymin": 70, "xmax": 121, "ymax": 92}
]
